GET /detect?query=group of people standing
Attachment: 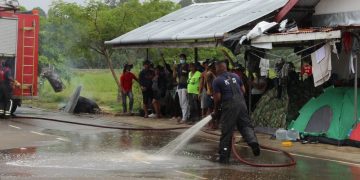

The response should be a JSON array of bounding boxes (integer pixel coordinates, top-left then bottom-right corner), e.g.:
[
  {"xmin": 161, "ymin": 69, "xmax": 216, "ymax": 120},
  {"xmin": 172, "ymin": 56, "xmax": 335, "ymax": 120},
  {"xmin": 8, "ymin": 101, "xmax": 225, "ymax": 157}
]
[
  {"xmin": 119, "ymin": 54, "xmax": 218, "ymax": 125},
  {"xmin": 172, "ymin": 54, "xmax": 217, "ymax": 125},
  {"xmin": 119, "ymin": 53, "xmax": 260, "ymax": 124}
]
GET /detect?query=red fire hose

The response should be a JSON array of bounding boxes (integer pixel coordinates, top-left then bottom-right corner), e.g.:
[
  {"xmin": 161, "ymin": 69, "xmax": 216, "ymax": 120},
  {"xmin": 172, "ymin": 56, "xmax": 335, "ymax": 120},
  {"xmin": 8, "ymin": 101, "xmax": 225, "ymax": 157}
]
[
  {"xmin": 14, "ymin": 116, "xmax": 189, "ymax": 131},
  {"xmin": 15, "ymin": 115, "xmax": 296, "ymax": 167},
  {"xmin": 231, "ymin": 135, "xmax": 296, "ymax": 167}
]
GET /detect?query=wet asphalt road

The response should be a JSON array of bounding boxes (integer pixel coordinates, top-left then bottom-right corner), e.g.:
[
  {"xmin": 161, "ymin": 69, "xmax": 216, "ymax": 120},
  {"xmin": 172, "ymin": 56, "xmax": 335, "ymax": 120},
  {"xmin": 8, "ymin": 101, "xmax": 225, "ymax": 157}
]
[{"xmin": 0, "ymin": 118, "xmax": 360, "ymax": 180}]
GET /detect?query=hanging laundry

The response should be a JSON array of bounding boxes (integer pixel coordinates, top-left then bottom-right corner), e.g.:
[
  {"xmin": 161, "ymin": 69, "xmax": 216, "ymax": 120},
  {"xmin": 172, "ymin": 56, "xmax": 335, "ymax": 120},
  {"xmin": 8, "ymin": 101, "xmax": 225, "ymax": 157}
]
[
  {"xmin": 240, "ymin": 21, "xmax": 278, "ymax": 44},
  {"xmin": 350, "ymin": 35, "xmax": 360, "ymax": 74},
  {"xmin": 343, "ymin": 32, "xmax": 352, "ymax": 54},
  {"xmin": 350, "ymin": 52, "xmax": 355, "ymax": 74},
  {"xmin": 348, "ymin": 34, "xmax": 360, "ymax": 75},
  {"xmin": 301, "ymin": 63, "xmax": 312, "ymax": 77},
  {"xmin": 330, "ymin": 40, "xmax": 340, "ymax": 60},
  {"xmin": 352, "ymin": 34, "xmax": 360, "ymax": 53},
  {"xmin": 281, "ymin": 63, "xmax": 290, "ymax": 79},
  {"xmin": 315, "ymin": 46, "xmax": 326, "ymax": 64},
  {"xmin": 259, "ymin": 58, "xmax": 270, "ymax": 77},
  {"xmin": 311, "ymin": 43, "xmax": 332, "ymax": 87}
]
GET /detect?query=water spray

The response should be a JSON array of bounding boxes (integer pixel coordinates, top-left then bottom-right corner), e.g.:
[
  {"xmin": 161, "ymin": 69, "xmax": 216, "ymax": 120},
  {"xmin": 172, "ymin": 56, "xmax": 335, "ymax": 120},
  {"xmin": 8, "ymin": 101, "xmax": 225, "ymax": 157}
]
[{"xmin": 13, "ymin": 115, "xmax": 296, "ymax": 167}]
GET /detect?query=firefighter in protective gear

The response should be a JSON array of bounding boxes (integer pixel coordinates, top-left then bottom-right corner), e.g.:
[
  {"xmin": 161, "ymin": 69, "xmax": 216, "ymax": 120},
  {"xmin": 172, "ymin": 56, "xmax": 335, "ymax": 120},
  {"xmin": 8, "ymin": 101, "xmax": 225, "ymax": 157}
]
[
  {"xmin": 212, "ymin": 61, "xmax": 260, "ymax": 164},
  {"xmin": 0, "ymin": 60, "xmax": 14, "ymax": 118}
]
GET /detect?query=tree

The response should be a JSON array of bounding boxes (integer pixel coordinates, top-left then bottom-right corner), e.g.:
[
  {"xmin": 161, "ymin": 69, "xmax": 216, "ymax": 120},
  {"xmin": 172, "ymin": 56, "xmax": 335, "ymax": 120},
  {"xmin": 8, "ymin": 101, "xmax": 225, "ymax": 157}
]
[
  {"xmin": 33, "ymin": 7, "xmax": 46, "ymax": 17},
  {"xmin": 178, "ymin": 0, "xmax": 192, "ymax": 7},
  {"xmin": 104, "ymin": 0, "xmax": 121, "ymax": 7},
  {"xmin": 18, "ymin": 6, "xmax": 27, "ymax": 11},
  {"xmin": 39, "ymin": 0, "xmax": 179, "ymax": 86},
  {"xmin": 38, "ymin": 1, "xmax": 88, "ymax": 80},
  {"xmin": 77, "ymin": 0, "xmax": 179, "ymax": 87}
]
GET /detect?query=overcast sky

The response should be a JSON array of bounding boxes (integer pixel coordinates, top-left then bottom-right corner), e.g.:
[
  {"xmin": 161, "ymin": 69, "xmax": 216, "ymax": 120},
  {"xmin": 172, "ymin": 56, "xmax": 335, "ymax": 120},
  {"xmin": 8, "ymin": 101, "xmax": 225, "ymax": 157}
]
[{"xmin": 18, "ymin": 0, "xmax": 87, "ymax": 12}]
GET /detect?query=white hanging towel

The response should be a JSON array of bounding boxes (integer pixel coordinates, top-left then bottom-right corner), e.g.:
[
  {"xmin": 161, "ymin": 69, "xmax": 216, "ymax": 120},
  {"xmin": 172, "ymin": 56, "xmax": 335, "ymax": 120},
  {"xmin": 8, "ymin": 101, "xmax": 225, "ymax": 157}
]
[
  {"xmin": 259, "ymin": 58, "xmax": 270, "ymax": 77},
  {"xmin": 311, "ymin": 43, "xmax": 332, "ymax": 87},
  {"xmin": 350, "ymin": 52, "xmax": 355, "ymax": 74}
]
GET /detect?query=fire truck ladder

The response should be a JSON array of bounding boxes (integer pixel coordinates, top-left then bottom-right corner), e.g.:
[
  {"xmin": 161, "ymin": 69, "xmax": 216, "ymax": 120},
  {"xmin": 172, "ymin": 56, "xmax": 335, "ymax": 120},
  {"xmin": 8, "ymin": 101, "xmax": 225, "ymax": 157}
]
[{"xmin": 21, "ymin": 19, "xmax": 36, "ymax": 100}]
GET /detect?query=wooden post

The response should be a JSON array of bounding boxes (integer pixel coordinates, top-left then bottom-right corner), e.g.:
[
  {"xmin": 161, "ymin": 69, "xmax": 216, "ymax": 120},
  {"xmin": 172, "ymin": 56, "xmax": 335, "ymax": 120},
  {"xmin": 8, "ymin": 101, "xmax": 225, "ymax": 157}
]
[
  {"xmin": 194, "ymin": 48, "xmax": 198, "ymax": 62},
  {"xmin": 274, "ymin": 0, "xmax": 299, "ymax": 22},
  {"xmin": 300, "ymin": 55, "xmax": 303, "ymax": 81},
  {"xmin": 355, "ymin": 53, "xmax": 358, "ymax": 124},
  {"xmin": 146, "ymin": 48, "xmax": 149, "ymax": 61}
]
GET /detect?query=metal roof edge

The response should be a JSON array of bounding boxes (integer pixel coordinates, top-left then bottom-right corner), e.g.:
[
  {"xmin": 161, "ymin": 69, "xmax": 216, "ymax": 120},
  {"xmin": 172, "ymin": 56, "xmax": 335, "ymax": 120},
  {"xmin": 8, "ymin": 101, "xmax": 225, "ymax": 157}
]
[{"xmin": 251, "ymin": 30, "xmax": 342, "ymax": 44}]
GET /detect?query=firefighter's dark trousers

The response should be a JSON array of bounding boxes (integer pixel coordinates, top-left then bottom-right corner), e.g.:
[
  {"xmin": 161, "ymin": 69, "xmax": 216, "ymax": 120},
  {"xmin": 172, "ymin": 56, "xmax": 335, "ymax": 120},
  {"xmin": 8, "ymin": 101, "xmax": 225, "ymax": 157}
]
[
  {"xmin": 219, "ymin": 99, "xmax": 258, "ymax": 162},
  {"xmin": 0, "ymin": 83, "xmax": 13, "ymax": 118}
]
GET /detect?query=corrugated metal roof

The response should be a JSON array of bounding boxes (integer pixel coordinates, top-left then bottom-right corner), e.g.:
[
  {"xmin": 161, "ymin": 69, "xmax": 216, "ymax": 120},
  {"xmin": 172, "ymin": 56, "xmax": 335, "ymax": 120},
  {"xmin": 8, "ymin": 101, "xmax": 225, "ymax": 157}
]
[{"xmin": 106, "ymin": 0, "xmax": 288, "ymax": 46}]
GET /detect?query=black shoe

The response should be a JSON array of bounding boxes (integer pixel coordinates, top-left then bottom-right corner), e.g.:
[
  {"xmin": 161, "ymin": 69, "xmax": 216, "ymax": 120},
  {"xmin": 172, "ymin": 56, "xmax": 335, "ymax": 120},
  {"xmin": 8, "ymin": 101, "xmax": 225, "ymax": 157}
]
[
  {"xmin": 249, "ymin": 143, "xmax": 261, "ymax": 156},
  {"xmin": 218, "ymin": 149, "xmax": 231, "ymax": 164},
  {"xmin": 219, "ymin": 156, "xmax": 230, "ymax": 164}
]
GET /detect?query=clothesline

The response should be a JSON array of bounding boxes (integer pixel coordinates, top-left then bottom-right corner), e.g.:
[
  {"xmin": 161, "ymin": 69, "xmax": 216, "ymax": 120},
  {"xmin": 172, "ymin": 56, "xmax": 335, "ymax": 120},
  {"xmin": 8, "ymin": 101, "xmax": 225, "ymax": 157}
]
[
  {"xmin": 249, "ymin": 52, "xmax": 278, "ymax": 62},
  {"xmin": 249, "ymin": 52, "xmax": 277, "ymax": 69},
  {"xmin": 247, "ymin": 40, "xmax": 330, "ymax": 63},
  {"xmin": 286, "ymin": 40, "xmax": 329, "ymax": 58},
  {"xmin": 250, "ymin": 48, "xmax": 282, "ymax": 58}
]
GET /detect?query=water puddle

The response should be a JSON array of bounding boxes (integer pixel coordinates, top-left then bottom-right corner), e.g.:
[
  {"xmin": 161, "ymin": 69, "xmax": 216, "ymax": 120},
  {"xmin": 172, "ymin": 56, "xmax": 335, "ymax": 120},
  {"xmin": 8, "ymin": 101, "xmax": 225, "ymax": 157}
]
[
  {"xmin": 1, "ymin": 119, "xmax": 359, "ymax": 179},
  {"xmin": 5, "ymin": 151, "xmax": 214, "ymax": 172}
]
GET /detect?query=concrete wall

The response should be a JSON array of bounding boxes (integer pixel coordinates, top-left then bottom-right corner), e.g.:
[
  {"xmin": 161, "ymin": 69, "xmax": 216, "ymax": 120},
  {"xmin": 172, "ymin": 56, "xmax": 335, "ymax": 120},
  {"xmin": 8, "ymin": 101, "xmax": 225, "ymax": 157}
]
[{"xmin": 315, "ymin": 0, "xmax": 360, "ymax": 15}]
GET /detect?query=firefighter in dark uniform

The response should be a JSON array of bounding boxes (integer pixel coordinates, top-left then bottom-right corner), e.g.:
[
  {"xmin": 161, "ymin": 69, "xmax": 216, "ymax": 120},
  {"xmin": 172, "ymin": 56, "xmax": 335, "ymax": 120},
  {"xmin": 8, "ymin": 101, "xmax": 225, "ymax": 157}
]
[
  {"xmin": 0, "ymin": 60, "xmax": 15, "ymax": 118},
  {"xmin": 212, "ymin": 61, "xmax": 260, "ymax": 164}
]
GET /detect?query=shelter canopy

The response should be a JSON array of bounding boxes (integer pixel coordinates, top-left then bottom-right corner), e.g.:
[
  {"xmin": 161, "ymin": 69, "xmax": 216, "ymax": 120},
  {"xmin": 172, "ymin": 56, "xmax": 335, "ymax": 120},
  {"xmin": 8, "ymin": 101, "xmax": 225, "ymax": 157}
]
[{"xmin": 105, "ymin": 0, "xmax": 288, "ymax": 49}]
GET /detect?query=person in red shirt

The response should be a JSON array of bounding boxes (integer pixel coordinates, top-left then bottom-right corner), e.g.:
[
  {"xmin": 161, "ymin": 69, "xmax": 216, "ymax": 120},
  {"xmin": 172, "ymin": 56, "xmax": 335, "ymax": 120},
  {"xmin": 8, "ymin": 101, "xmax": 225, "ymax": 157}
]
[{"xmin": 120, "ymin": 64, "xmax": 138, "ymax": 115}]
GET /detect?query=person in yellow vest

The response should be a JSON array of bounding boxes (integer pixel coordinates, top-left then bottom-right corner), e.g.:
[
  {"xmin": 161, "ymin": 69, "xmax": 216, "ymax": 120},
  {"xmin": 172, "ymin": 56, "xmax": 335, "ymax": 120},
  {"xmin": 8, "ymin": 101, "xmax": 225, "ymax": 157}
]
[{"xmin": 187, "ymin": 63, "xmax": 202, "ymax": 124}]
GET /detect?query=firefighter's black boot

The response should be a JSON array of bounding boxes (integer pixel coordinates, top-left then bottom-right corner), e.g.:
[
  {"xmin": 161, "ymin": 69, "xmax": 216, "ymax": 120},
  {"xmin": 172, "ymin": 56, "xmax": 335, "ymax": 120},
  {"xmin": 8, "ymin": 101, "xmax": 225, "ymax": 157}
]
[
  {"xmin": 219, "ymin": 147, "xmax": 231, "ymax": 164},
  {"xmin": 4, "ymin": 99, "xmax": 13, "ymax": 119},
  {"xmin": 0, "ymin": 108, "xmax": 4, "ymax": 119},
  {"xmin": 249, "ymin": 142, "xmax": 260, "ymax": 156}
]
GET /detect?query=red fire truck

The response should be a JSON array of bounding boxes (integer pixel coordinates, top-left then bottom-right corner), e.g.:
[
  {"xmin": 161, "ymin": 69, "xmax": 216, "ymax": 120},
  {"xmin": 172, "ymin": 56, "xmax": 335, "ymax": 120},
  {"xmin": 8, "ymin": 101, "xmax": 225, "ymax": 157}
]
[{"xmin": 1, "ymin": 3, "xmax": 39, "ymax": 113}]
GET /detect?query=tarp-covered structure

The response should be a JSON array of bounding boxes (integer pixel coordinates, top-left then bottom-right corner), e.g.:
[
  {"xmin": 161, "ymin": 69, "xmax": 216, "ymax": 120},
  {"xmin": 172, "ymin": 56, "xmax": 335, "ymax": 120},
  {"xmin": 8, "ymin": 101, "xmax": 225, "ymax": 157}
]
[
  {"xmin": 350, "ymin": 124, "xmax": 360, "ymax": 147},
  {"xmin": 288, "ymin": 87, "xmax": 360, "ymax": 145},
  {"xmin": 105, "ymin": 0, "xmax": 289, "ymax": 48},
  {"xmin": 228, "ymin": 1, "xmax": 360, "ymax": 147}
]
